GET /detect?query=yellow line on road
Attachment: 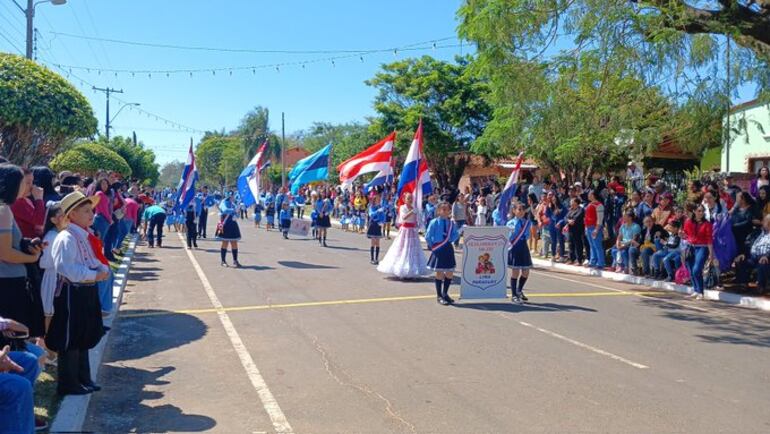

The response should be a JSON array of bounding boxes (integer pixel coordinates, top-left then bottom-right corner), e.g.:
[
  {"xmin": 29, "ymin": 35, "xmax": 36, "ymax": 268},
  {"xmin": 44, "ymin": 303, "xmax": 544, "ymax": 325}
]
[{"xmin": 120, "ymin": 290, "xmax": 665, "ymax": 319}]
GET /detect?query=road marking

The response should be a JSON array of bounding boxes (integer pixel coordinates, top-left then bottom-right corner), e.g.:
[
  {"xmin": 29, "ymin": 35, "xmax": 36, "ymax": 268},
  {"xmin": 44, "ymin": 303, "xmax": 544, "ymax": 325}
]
[
  {"xmin": 515, "ymin": 320, "xmax": 649, "ymax": 369},
  {"xmin": 178, "ymin": 234, "xmax": 293, "ymax": 434},
  {"xmin": 121, "ymin": 290, "xmax": 666, "ymax": 319}
]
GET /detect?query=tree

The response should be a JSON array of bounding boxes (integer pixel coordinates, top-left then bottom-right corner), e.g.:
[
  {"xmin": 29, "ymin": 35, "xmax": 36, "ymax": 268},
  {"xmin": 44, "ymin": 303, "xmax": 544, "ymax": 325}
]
[
  {"xmin": 366, "ymin": 55, "xmax": 492, "ymax": 189},
  {"xmin": 195, "ymin": 135, "xmax": 241, "ymax": 187},
  {"xmin": 157, "ymin": 160, "xmax": 185, "ymax": 188},
  {"xmin": 0, "ymin": 53, "xmax": 97, "ymax": 166},
  {"xmin": 296, "ymin": 122, "xmax": 378, "ymax": 184},
  {"xmin": 50, "ymin": 143, "xmax": 131, "ymax": 177},
  {"xmin": 237, "ymin": 106, "xmax": 271, "ymax": 161},
  {"xmin": 98, "ymin": 136, "xmax": 160, "ymax": 185}
]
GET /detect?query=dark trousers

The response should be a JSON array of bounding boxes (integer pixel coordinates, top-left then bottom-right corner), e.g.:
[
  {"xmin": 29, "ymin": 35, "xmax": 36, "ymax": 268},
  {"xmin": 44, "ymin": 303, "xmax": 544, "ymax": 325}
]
[
  {"xmin": 148, "ymin": 213, "xmax": 166, "ymax": 247},
  {"xmin": 186, "ymin": 222, "xmax": 198, "ymax": 247},
  {"xmin": 104, "ymin": 221, "xmax": 118, "ymax": 259},
  {"xmin": 57, "ymin": 349, "xmax": 92, "ymax": 391},
  {"xmin": 198, "ymin": 209, "xmax": 208, "ymax": 237},
  {"xmin": 736, "ymin": 258, "xmax": 770, "ymax": 291},
  {"xmin": 569, "ymin": 229, "xmax": 584, "ymax": 263}
]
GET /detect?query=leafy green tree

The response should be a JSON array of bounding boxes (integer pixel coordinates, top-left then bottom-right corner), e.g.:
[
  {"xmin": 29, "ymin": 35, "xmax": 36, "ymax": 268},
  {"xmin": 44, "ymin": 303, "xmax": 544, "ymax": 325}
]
[
  {"xmin": 157, "ymin": 160, "xmax": 185, "ymax": 188},
  {"xmin": 195, "ymin": 135, "xmax": 241, "ymax": 188},
  {"xmin": 0, "ymin": 53, "xmax": 97, "ymax": 165},
  {"xmin": 50, "ymin": 143, "xmax": 131, "ymax": 176},
  {"xmin": 97, "ymin": 136, "xmax": 160, "ymax": 185},
  {"xmin": 366, "ymin": 55, "xmax": 492, "ymax": 189},
  {"xmin": 237, "ymin": 106, "xmax": 271, "ymax": 161}
]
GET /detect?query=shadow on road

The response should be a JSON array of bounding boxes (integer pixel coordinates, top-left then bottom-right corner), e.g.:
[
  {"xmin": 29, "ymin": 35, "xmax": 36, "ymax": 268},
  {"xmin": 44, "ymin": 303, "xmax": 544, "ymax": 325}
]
[
  {"xmin": 87, "ymin": 365, "xmax": 216, "ymax": 432},
  {"xmin": 277, "ymin": 260, "xmax": 338, "ymax": 270},
  {"xmin": 453, "ymin": 301, "xmax": 598, "ymax": 313},
  {"xmin": 108, "ymin": 309, "xmax": 208, "ymax": 361},
  {"xmin": 638, "ymin": 296, "xmax": 770, "ymax": 348}
]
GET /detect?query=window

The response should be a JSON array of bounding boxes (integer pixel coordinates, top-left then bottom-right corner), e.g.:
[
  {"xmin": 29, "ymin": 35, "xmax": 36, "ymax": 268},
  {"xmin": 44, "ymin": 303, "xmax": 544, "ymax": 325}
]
[{"xmin": 749, "ymin": 157, "xmax": 770, "ymax": 173}]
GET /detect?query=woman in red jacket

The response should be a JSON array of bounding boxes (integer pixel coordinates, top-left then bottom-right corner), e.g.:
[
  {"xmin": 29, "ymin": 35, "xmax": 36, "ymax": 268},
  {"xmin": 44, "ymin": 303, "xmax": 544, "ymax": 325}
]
[
  {"xmin": 683, "ymin": 204, "xmax": 715, "ymax": 299},
  {"xmin": 10, "ymin": 169, "xmax": 45, "ymax": 239}
]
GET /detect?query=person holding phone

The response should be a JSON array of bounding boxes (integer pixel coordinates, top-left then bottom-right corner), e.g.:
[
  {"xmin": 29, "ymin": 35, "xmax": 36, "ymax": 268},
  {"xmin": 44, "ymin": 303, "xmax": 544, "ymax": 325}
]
[{"xmin": 46, "ymin": 191, "xmax": 110, "ymax": 396}]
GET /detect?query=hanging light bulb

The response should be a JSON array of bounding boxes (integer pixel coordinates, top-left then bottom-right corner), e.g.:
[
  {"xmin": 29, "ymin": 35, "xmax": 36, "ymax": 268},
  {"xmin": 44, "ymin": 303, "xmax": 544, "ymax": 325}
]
[
  {"xmin": 360, "ymin": 56, "xmax": 364, "ymax": 62},
  {"xmin": 148, "ymin": 73, "xmax": 152, "ymax": 79},
  {"xmin": 131, "ymin": 72, "xmax": 135, "ymax": 77},
  {"xmin": 212, "ymin": 70, "xmax": 216, "ymax": 76},
  {"xmin": 393, "ymin": 48, "xmax": 398, "ymax": 57},
  {"xmin": 432, "ymin": 41, "xmax": 437, "ymax": 51},
  {"xmin": 166, "ymin": 72, "xmax": 170, "ymax": 78},
  {"xmin": 331, "ymin": 60, "xmax": 335, "ymax": 68},
  {"xmin": 252, "ymin": 68, "xmax": 256, "ymax": 74},
  {"xmin": 276, "ymin": 66, "xmax": 280, "ymax": 73},
  {"xmin": 114, "ymin": 72, "xmax": 118, "ymax": 78},
  {"xmin": 190, "ymin": 72, "xmax": 193, "ymax": 78}
]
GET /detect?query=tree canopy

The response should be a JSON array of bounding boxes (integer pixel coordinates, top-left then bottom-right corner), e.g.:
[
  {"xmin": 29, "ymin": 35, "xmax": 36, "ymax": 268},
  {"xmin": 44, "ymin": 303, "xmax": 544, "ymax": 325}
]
[
  {"xmin": 195, "ymin": 135, "xmax": 241, "ymax": 187},
  {"xmin": 157, "ymin": 160, "xmax": 185, "ymax": 188},
  {"xmin": 0, "ymin": 53, "xmax": 97, "ymax": 166},
  {"xmin": 366, "ymin": 55, "xmax": 492, "ymax": 188},
  {"xmin": 295, "ymin": 122, "xmax": 378, "ymax": 184},
  {"xmin": 50, "ymin": 142, "xmax": 132, "ymax": 177},
  {"xmin": 98, "ymin": 136, "xmax": 160, "ymax": 185}
]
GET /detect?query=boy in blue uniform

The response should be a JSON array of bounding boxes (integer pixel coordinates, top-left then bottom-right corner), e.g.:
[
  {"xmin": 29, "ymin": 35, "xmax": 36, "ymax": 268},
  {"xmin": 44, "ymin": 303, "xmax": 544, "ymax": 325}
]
[
  {"xmin": 279, "ymin": 202, "xmax": 291, "ymax": 239},
  {"xmin": 507, "ymin": 203, "xmax": 533, "ymax": 303},
  {"xmin": 426, "ymin": 202, "xmax": 460, "ymax": 305}
]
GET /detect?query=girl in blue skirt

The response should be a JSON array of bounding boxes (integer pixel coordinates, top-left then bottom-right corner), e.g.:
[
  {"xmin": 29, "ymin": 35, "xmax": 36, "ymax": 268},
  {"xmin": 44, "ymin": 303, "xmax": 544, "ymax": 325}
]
[
  {"xmin": 507, "ymin": 203, "xmax": 533, "ymax": 304},
  {"xmin": 426, "ymin": 202, "xmax": 460, "ymax": 305}
]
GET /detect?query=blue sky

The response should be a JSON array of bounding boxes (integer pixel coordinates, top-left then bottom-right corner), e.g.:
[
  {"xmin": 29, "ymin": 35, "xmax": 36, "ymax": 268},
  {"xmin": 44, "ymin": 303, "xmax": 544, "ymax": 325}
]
[
  {"xmin": 0, "ymin": 0, "xmax": 466, "ymax": 165},
  {"xmin": 0, "ymin": 0, "xmax": 759, "ymax": 166}
]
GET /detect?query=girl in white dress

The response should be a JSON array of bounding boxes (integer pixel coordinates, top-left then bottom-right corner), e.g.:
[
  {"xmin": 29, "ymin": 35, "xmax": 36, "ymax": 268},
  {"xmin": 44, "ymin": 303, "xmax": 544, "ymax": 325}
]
[
  {"xmin": 377, "ymin": 192, "xmax": 429, "ymax": 279},
  {"xmin": 475, "ymin": 197, "xmax": 488, "ymax": 226},
  {"xmin": 39, "ymin": 202, "xmax": 67, "ymax": 360}
]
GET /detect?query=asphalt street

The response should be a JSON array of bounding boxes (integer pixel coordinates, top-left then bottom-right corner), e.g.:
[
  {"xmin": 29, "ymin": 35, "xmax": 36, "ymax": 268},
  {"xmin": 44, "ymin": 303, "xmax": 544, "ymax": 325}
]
[{"xmin": 85, "ymin": 215, "xmax": 770, "ymax": 433}]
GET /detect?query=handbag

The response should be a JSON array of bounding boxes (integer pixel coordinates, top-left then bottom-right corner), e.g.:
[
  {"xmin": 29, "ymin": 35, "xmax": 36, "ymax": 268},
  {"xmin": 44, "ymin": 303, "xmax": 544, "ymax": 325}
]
[
  {"xmin": 704, "ymin": 264, "xmax": 720, "ymax": 289},
  {"xmin": 675, "ymin": 263, "xmax": 690, "ymax": 285}
]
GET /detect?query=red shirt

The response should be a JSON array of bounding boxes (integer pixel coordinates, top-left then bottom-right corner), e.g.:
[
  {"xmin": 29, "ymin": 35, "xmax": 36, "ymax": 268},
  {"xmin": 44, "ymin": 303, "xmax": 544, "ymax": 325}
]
[
  {"xmin": 683, "ymin": 218, "xmax": 713, "ymax": 245},
  {"xmin": 584, "ymin": 201, "xmax": 603, "ymax": 227},
  {"xmin": 124, "ymin": 198, "xmax": 139, "ymax": 222},
  {"xmin": 11, "ymin": 197, "xmax": 46, "ymax": 238}
]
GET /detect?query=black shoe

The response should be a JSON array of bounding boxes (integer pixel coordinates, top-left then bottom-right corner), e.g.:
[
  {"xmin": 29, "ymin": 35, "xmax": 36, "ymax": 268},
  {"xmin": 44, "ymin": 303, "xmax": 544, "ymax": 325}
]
[
  {"xmin": 323, "ymin": 241, "xmax": 328, "ymax": 247},
  {"xmin": 221, "ymin": 261, "xmax": 229, "ymax": 267},
  {"xmin": 520, "ymin": 293, "xmax": 529, "ymax": 302},
  {"xmin": 233, "ymin": 261, "xmax": 242, "ymax": 268},
  {"xmin": 103, "ymin": 326, "xmax": 111, "ymax": 332},
  {"xmin": 57, "ymin": 385, "xmax": 92, "ymax": 396},
  {"xmin": 373, "ymin": 260, "xmax": 379, "ymax": 265},
  {"xmin": 82, "ymin": 382, "xmax": 102, "ymax": 392},
  {"xmin": 437, "ymin": 297, "xmax": 449, "ymax": 305},
  {"xmin": 193, "ymin": 243, "xmax": 198, "ymax": 248},
  {"xmin": 443, "ymin": 295, "xmax": 455, "ymax": 304}
]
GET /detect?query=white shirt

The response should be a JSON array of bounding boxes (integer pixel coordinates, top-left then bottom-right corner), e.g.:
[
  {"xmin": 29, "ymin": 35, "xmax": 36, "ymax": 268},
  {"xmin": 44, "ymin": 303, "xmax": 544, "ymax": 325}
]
[
  {"xmin": 399, "ymin": 205, "xmax": 417, "ymax": 224},
  {"xmin": 52, "ymin": 223, "xmax": 109, "ymax": 283}
]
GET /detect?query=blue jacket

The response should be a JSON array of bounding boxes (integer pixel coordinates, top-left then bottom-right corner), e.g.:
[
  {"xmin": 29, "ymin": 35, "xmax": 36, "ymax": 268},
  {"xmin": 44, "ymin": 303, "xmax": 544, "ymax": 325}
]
[
  {"xmin": 279, "ymin": 209, "xmax": 290, "ymax": 221},
  {"xmin": 425, "ymin": 217, "xmax": 459, "ymax": 248},
  {"xmin": 219, "ymin": 199, "xmax": 236, "ymax": 216},
  {"xmin": 368, "ymin": 205, "xmax": 386, "ymax": 224},
  {"xmin": 506, "ymin": 217, "xmax": 532, "ymax": 245}
]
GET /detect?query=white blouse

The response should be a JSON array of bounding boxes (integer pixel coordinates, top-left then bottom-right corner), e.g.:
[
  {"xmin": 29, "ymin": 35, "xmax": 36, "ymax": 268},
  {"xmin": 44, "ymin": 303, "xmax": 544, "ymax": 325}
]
[{"xmin": 52, "ymin": 223, "xmax": 109, "ymax": 283}]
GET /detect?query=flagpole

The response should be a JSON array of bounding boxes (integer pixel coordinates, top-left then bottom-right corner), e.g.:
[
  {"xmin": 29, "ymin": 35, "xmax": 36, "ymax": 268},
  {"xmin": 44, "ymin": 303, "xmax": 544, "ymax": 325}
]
[{"xmin": 281, "ymin": 112, "xmax": 286, "ymax": 189}]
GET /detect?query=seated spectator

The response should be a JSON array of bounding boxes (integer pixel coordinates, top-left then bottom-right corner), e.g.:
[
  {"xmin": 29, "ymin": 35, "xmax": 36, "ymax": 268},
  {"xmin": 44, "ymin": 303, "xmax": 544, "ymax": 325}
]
[
  {"xmin": 754, "ymin": 185, "xmax": 770, "ymax": 221},
  {"xmin": 652, "ymin": 220, "xmax": 683, "ymax": 281},
  {"xmin": 1, "ymin": 316, "xmax": 44, "ymax": 432},
  {"xmin": 730, "ymin": 191, "xmax": 759, "ymax": 250},
  {"xmin": 611, "ymin": 211, "xmax": 641, "ymax": 273},
  {"xmin": 651, "ymin": 193, "xmax": 673, "ymax": 226},
  {"xmin": 633, "ymin": 215, "xmax": 667, "ymax": 277},
  {"xmin": 734, "ymin": 215, "xmax": 770, "ymax": 294}
]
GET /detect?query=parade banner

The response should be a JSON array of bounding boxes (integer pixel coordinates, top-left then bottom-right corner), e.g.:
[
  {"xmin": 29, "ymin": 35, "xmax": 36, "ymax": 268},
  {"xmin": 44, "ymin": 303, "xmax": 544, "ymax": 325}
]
[
  {"xmin": 460, "ymin": 226, "xmax": 510, "ymax": 299},
  {"xmin": 289, "ymin": 218, "xmax": 311, "ymax": 237}
]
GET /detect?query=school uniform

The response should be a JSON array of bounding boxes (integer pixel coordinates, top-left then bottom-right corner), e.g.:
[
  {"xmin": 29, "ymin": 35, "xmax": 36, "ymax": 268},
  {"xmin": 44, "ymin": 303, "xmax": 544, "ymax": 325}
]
[
  {"xmin": 506, "ymin": 217, "xmax": 533, "ymax": 269},
  {"xmin": 315, "ymin": 199, "xmax": 332, "ymax": 228},
  {"xmin": 265, "ymin": 204, "xmax": 275, "ymax": 227},
  {"xmin": 367, "ymin": 205, "xmax": 386, "ymax": 239},
  {"xmin": 253, "ymin": 203, "xmax": 264, "ymax": 224},
  {"xmin": 280, "ymin": 208, "xmax": 291, "ymax": 238},
  {"xmin": 426, "ymin": 217, "xmax": 459, "ymax": 271},
  {"xmin": 47, "ymin": 223, "xmax": 107, "ymax": 395},
  {"xmin": 217, "ymin": 199, "xmax": 241, "ymax": 241},
  {"xmin": 185, "ymin": 206, "xmax": 198, "ymax": 248}
]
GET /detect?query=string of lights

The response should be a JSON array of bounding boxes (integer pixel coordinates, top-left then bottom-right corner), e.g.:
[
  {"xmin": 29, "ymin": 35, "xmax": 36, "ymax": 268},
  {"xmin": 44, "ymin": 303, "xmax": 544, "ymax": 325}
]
[
  {"xmin": 48, "ymin": 31, "xmax": 457, "ymax": 55},
  {"xmin": 49, "ymin": 43, "xmax": 463, "ymax": 78}
]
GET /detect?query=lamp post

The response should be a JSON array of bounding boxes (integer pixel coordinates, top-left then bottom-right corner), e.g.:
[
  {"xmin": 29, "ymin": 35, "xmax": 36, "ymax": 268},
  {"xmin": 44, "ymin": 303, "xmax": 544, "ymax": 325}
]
[
  {"xmin": 107, "ymin": 102, "xmax": 140, "ymax": 141},
  {"xmin": 12, "ymin": 0, "xmax": 67, "ymax": 60}
]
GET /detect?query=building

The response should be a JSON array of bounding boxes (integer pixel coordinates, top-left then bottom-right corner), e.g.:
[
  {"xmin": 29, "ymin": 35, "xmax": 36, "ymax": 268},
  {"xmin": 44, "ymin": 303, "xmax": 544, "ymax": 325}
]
[
  {"xmin": 458, "ymin": 154, "xmax": 539, "ymax": 192},
  {"xmin": 722, "ymin": 99, "xmax": 770, "ymax": 174}
]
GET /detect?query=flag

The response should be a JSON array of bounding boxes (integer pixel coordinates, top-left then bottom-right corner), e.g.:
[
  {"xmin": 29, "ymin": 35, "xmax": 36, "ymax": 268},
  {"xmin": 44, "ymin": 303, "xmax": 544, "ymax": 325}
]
[
  {"xmin": 173, "ymin": 144, "xmax": 198, "ymax": 212},
  {"xmin": 337, "ymin": 132, "xmax": 396, "ymax": 188},
  {"xmin": 396, "ymin": 120, "xmax": 432, "ymax": 210},
  {"xmin": 496, "ymin": 152, "xmax": 525, "ymax": 221},
  {"xmin": 363, "ymin": 166, "xmax": 394, "ymax": 194},
  {"xmin": 259, "ymin": 160, "xmax": 271, "ymax": 172},
  {"xmin": 237, "ymin": 141, "xmax": 268, "ymax": 207},
  {"xmin": 288, "ymin": 143, "xmax": 332, "ymax": 194}
]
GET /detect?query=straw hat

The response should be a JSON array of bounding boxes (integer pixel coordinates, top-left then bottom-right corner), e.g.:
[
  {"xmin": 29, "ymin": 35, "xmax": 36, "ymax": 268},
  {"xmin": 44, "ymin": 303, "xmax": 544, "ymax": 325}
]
[{"xmin": 60, "ymin": 191, "xmax": 100, "ymax": 216}]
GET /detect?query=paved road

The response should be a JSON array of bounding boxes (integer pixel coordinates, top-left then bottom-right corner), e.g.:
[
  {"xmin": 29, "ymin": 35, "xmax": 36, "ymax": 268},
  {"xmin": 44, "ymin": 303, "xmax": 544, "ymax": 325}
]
[{"xmin": 85, "ymin": 216, "xmax": 770, "ymax": 433}]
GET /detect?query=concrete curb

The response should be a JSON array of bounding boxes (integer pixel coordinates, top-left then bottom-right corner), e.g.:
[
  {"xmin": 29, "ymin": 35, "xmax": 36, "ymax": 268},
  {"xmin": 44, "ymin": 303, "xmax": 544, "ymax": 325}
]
[
  {"xmin": 327, "ymin": 216, "xmax": 770, "ymax": 312},
  {"xmin": 50, "ymin": 234, "xmax": 139, "ymax": 433}
]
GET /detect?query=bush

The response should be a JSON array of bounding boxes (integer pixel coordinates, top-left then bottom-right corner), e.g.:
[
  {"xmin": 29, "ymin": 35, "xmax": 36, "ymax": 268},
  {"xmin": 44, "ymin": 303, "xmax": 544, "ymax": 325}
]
[{"xmin": 50, "ymin": 143, "xmax": 132, "ymax": 177}]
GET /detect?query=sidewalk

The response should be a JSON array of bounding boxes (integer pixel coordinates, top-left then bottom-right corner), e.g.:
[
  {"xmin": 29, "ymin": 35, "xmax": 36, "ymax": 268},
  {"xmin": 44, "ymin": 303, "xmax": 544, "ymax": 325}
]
[{"xmin": 326, "ymin": 216, "xmax": 770, "ymax": 312}]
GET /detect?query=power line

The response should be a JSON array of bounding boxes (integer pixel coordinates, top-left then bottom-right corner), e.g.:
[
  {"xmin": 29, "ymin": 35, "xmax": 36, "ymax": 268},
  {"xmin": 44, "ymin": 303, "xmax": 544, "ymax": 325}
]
[
  {"xmin": 50, "ymin": 43, "xmax": 462, "ymax": 77},
  {"xmin": 47, "ymin": 32, "xmax": 457, "ymax": 55},
  {"xmin": 0, "ymin": 28, "xmax": 23, "ymax": 55}
]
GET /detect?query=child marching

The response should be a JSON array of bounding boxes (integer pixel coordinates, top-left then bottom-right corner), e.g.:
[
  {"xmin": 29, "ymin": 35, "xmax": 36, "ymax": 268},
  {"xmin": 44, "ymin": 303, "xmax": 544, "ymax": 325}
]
[
  {"xmin": 366, "ymin": 194, "xmax": 386, "ymax": 264},
  {"xmin": 507, "ymin": 203, "xmax": 533, "ymax": 303},
  {"xmin": 265, "ymin": 199, "xmax": 275, "ymax": 231},
  {"xmin": 315, "ymin": 190, "xmax": 332, "ymax": 247},
  {"xmin": 426, "ymin": 202, "xmax": 460, "ymax": 305},
  {"xmin": 377, "ymin": 192, "xmax": 429, "ymax": 279},
  {"xmin": 185, "ymin": 203, "xmax": 198, "ymax": 249},
  {"xmin": 279, "ymin": 202, "xmax": 291, "ymax": 239},
  {"xmin": 217, "ymin": 193, "xmax": 242, "ymax": 267},
  {"xmin": 253, "ymin": 200, "xmax": 263, "ymax": 228}
]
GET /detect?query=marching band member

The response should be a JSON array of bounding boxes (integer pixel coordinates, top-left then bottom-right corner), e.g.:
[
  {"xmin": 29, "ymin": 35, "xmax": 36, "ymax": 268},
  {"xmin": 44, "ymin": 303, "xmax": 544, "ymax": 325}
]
[
  {"xmin": 507, "ymin": 203, "xmax": 533, "ymax": 304},
  {"xmin": 426, "ymin": 202, "xmax": 459, "ymax": 305},
  {"xmin": 366, "ymin": 194, "xmax": 386, "ymax": 264},
  {"xmin": 217, "ymin": 193, "xmax": 242, "ymax": 267}
]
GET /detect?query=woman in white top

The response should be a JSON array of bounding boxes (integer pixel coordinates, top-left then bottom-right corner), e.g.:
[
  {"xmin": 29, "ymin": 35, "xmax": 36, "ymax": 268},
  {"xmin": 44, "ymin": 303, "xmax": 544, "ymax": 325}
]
[
  {"xmin": 377, "ymin": 192, "xmax": 429, "ymax": 279},
  {"xmin": 475, "ymin": 197, "xmax": 488, "ymax": 226}
]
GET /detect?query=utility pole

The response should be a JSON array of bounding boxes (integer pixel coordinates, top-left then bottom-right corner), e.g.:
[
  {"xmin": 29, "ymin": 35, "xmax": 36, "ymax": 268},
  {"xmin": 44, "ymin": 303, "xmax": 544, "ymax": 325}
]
[
  {"xmin": 92, "ymin": 86, "xmax": 123, "ymax": 141},
  {"xmin": 132, "ymin": 131, "xmax": 138, "ymax": 147},
  {"xmin": 725, "ymin": 36, "xmax": 731, "ymax": 173},
  {"xmin": 281, "ymin": 112, "xmax": 286, "ymax": 189},
  {"xmin": 12, "ymin": 0, "xmax": 67, "ymax": 60}
]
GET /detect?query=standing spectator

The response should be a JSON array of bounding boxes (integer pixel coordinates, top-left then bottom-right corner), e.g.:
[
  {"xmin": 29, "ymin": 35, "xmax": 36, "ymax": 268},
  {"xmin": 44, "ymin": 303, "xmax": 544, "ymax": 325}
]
[
  {"xmin": 526, "ymin": 193, "xmax": 539, "ymax": 253},
  {"xmin": 702, "ymin": 190, "xmax": 725, "ymax": 222},
  {"xmin": 626, "ymin": 162, "xmax": 644, "ymax": 192},
  {"xmin": 750, "ymin": 166, "xmax": 770, "ymax": 199},
  {"xmin": 10, "ymin": 169, "xmax": 46, "ymax": 239},
  {"xmin": 91, "ymin": 178, "xmax": 113, "ymax": 250},
  {"xmin": 32, "ymin": 166, "xmax": 61, "ymax": 203},
  {"xmin": 564, "ymin": 198, "xmax": 585, "ymax": 265},
  {"xmin": 528, "ymin": 175, "xmax": 544, "ymax": 201},
  {"xmin": 756, "ymin": 186, "xmax": 770, "ymax": 219},
  {"xmin": 546, "ymin": 193, "xmax": 566, "ymax": 260},
  {"xmin": 585, "ymin": 190, "xmax": 605, "ymax": 269},
  {"xmin": 451, "ymin": 194, "xmax": 468, "ymax": 248},
  {"xmin": 731, "ymin": 192, "xmax": 760, "ymax": 252},
  {"xmin": 474, "ymin": 197, "xmax": 488, "ymax": 227},
  {"xmin": 683, "ymin": 205, "xmax": 715, "ymax": 299}
]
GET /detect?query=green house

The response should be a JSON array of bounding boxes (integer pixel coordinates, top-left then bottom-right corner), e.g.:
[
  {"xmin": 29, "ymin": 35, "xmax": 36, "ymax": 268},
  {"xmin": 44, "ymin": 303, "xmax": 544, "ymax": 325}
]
[{"xmin": 722, "ymin": 99, "xmax": 770, "ymax": 174}]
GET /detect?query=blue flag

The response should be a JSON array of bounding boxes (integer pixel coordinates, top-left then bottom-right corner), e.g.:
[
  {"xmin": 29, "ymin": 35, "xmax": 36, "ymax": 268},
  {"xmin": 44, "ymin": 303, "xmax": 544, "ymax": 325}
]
[{"xmin": 288, "ymin": 143, "xmax": 332, "ymax": 194}]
